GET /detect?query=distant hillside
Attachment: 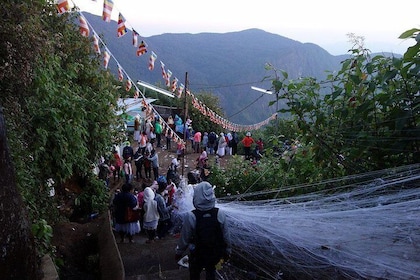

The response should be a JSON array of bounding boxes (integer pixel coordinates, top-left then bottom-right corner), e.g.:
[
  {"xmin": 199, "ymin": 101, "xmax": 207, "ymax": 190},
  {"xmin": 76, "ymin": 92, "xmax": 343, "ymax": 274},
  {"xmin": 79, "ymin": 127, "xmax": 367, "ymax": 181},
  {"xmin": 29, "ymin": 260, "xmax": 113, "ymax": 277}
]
[{"xmin": 83, "ymin": 12, "xmax": 347, "ymax": 124}]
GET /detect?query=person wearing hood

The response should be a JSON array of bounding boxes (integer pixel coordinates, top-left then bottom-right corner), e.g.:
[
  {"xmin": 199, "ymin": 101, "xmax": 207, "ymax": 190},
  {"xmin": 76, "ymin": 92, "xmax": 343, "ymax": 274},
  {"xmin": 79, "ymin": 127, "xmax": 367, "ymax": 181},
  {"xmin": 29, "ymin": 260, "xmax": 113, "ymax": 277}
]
[
  {"xmin": 217, "ymin": 132, "xmax": 227, "ymax": 157},
  {"xmin": 155, "ymin": 176, "xmax": 173, "ymax": 239},
  {"xmin": 225, "ymin": 132, "xmax": 233, "ymax": 156},
  {"xmin": 142, "ymin": 186, "xmax": 159, "ymax": 243},
  {"xmin": 175, "ymin": 181, "xmax": 231, "ymax": 280}
]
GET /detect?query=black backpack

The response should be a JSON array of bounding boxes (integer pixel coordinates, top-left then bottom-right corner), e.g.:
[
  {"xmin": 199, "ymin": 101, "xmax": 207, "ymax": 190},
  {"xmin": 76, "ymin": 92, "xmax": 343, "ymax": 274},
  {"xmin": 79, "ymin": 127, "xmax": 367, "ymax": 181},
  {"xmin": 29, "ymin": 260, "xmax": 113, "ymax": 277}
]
[
  {"xmin": 208, "ymin": 132, "xmax": 216, "ymax": 144},
  {"xmin": 192, "ymin": 208, "xmax": 226, "ymax": 265},
  {"xmin": 122, "ymin": 146, "xmax": 133, "ymax": 160},
  {"xmin": 98, "ymin": 163, "xmax": 109, "ymax": 180}
]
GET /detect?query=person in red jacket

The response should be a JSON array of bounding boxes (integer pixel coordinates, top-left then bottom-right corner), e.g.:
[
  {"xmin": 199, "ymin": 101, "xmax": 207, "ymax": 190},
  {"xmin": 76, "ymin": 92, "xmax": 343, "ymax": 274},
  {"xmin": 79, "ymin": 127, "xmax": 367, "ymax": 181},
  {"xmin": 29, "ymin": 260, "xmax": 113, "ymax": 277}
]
[
  {"xmin": 112, "ymin": 150, "xmax": 123, "ymax": 182},
  {"xmin": 256, "ymin": 138, "xmax": 264, "ymax": 153},
  {"xmin": 241, "ymin": 132, "xmax": 255, "ymax": 160}
]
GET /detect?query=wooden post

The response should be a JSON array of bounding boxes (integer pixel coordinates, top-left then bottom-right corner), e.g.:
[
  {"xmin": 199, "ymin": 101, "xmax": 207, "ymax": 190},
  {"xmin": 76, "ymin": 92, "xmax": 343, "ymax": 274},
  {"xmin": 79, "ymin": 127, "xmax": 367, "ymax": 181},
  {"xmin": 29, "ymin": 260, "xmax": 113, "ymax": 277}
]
[{"xmin": 181, "ymin": 72, "xmax": 188, "ymax": 177}]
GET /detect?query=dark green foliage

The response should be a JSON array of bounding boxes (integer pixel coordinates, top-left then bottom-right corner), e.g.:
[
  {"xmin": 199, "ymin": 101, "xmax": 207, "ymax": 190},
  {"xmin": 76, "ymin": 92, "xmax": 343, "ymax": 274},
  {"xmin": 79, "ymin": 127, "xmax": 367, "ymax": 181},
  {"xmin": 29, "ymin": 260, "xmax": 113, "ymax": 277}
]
[
  {"xmin": 26, "ymin": 11, "xmax": 121, "ymax": 183},
  {"xmin": 1, "ymin": 0, "xmax": 124, "ymax": 265},
  {"xmin": 75, "ymin": 174, "xmax": 109, "ymax": 216},
  {"xmin": 216, "ymin": 34, "xmax": 420, "ymax": 198}
]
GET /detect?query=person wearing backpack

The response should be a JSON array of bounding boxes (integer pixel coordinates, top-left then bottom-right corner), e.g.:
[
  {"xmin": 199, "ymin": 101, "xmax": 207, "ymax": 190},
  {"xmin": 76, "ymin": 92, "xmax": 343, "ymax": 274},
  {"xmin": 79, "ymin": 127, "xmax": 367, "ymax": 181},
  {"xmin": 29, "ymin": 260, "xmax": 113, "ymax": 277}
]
[
  {"xmin": 207, "ymin": 131, "xmax": 217, "ymax": 155},
  {"xmin": 231, "ymin": 132, "xmax": 239, "ymax": 155},
  {"xmin": 133, "ymin": 147, "xmax": 144, "ymax": 180},
  {"xmin": 98, "ymin": 158, "xmax": 112, "ymax": 188},
  {"xmin": 175, "ymin": 181, "xmax": 231, "ymax": 280},
  {"xmin": 122, "ymin": 142, "xmax": 134, "ymax": 161}
]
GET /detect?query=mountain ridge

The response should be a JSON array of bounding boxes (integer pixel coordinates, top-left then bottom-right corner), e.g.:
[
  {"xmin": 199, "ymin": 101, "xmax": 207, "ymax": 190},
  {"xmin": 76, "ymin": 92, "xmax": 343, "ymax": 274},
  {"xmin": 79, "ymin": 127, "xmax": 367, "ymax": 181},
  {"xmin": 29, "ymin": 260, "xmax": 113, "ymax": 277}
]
[{"xmin": 83, "ymin": 12, "xmax": 347, "ymax": 124}]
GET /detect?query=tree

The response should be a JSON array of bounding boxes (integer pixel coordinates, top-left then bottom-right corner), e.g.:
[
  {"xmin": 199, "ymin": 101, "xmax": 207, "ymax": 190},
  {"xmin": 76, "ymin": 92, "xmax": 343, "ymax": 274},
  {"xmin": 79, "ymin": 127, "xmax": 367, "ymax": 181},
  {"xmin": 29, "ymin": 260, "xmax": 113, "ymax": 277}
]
[
  {"xmin": 0, "ymin": 1, "xmax": 49, "ymax": 278},
  {"xmin": 0, "ymin": 1, "xmax": 125, "ymax": 276},
  {"xmin": 267, "ymin": 32, "xmax": 420, "ymax": 177}
]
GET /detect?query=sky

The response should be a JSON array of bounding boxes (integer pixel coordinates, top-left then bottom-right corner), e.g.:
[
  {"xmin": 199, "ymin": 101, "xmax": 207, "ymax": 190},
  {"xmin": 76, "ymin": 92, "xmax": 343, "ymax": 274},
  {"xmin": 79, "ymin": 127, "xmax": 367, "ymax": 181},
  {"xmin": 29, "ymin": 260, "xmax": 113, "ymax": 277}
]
[{"xmin": 73, "ymin": 0, "xmax": 419, "ymax": 55}]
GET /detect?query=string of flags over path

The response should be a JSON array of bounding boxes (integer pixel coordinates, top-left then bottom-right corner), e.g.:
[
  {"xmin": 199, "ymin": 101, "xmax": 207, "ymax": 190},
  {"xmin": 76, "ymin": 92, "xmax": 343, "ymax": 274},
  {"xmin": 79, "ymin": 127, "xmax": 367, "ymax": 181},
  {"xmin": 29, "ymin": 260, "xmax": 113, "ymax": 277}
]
[{"xmin": 56, "ymin": 0, "xmax": 278, "ymax": 141}]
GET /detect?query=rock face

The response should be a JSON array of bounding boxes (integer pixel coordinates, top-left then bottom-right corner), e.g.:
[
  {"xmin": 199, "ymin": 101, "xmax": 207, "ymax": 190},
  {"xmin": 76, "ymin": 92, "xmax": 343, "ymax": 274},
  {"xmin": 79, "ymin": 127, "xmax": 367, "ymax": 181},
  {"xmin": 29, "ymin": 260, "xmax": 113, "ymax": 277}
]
[{"xmin": 0, "ymin": 107, "xmax": 39, "ymax": 279}]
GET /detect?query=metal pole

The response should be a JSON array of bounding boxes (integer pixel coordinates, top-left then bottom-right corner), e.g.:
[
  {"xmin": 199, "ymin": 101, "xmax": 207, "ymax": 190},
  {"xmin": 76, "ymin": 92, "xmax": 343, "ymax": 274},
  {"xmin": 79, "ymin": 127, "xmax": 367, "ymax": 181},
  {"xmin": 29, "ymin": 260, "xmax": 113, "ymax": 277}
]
[{"xmin": 181, "ymin": 72, "xmax": 188, "ymax": 177}]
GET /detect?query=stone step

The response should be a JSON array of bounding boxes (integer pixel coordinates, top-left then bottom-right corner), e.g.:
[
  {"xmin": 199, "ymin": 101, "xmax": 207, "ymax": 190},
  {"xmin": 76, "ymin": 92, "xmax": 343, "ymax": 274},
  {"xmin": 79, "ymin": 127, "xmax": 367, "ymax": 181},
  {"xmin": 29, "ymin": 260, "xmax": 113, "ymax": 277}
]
[
  {"xmin": 125, "ymin": 267, "xmax": 190, "ymax": 280},
  {"xmin": 117, "ymin": 232, "xmax": 192, "ymax": 279}
]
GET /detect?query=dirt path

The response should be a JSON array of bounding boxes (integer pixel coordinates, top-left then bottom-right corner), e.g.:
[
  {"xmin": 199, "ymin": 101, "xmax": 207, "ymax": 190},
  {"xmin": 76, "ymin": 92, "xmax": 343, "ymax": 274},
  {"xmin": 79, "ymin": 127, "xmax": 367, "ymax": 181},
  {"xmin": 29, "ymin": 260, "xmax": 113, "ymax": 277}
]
[{"xmin": 117, "ymin": 231, "xmax": 190, "ymax": 280}]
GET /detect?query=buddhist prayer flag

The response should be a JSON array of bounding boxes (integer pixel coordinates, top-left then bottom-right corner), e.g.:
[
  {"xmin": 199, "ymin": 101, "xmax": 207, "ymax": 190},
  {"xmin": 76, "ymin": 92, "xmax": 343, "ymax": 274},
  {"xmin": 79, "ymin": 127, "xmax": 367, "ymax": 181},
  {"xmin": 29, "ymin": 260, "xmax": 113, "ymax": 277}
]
[
  {"xmin": 160, "ymin": 61, "xmax": 167, "ymax": 80},
  {"xmin": 132, "ymin": 30, "xmax": 139, "ymax": 47},
  {"xmin": 136, "ymin": 41, "xmax": 147, "ymax": 56},
  {"xmin": 177, "ymin": 83, "xmax": 184, "ymax": 98},
  {"xmin": 93, "ymin": 34, "xmax": 101, "ymax": 54},
  {"xmin": 165, "ymin": 70, "xmax": 172, "ymax": 87},
  {"xmin": 118, "ymin": 65, "xmax": 123, "ymax": 81},
  {"xmin": 126, "ymin": 80, "xmax": 132, "ymax": 91},
  {"xmin": 103, "ymin": 50, "xmax": 110, "ymax": 68},
  {"xmin": 79, "ymin": 16, "xmax": 89, "ymax": 37},
  {"xmin": 148, "ymin": 51, "xmax": 157, "ymax": 71},
  {"xmin": 170, "ymin": 77, "xmax": 178, "ymax": 92},
  {"xmin": 134, "ymin": 89, "xmax": 139, "ymax": 98},
  {"xmin": 56, "ymin": 0, "xmax": 70, "ymax": 14},
  {"xmin": 117, "ymin": 13, "xmax": 127, "ymax": 37},
  {"xmin": 102, "ymin": 0, "xmax": 114, "ymax": 22}
]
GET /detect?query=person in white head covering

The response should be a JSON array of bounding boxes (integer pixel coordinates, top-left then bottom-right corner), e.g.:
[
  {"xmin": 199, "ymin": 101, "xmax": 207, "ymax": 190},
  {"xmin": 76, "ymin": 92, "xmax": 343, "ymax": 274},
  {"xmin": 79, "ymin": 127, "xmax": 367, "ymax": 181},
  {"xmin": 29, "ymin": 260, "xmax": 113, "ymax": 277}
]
[
  {"xmin": 225, "ymin": 132, "xmax": 233, "ymax": 156},
  {"xmin": 142, "ymin": 186, "xmax": 159, "ymax": 243},
  {"xmin": 217, "ymin": 132, "xmax": 226, "ymax": 157},
  {"xmin": 175, "ymin": 182, "xmax": 231, "ymax": 280}
]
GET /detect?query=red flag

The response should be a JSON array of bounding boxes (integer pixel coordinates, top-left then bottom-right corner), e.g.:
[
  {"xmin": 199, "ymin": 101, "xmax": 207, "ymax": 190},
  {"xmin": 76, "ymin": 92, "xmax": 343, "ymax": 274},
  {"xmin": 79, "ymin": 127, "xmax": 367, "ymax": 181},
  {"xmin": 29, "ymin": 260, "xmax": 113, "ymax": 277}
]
[
  {"xmin": 56, "ymin": 0, "xmax": 70, "ymax": 14},
  {"xmin": 117, "ymin": 13, "xmax": 127, "ymax": 37},
  {"xmin": 136, "ymin": 41, "xmax": 147, "ymax": 56},
  {"xmin": 79, "ymin": 16, "xmax": 89, "ymax": 37},
  {"xmin": 102, "ymin": 0, "xmax": 114, "ymax": 22}
]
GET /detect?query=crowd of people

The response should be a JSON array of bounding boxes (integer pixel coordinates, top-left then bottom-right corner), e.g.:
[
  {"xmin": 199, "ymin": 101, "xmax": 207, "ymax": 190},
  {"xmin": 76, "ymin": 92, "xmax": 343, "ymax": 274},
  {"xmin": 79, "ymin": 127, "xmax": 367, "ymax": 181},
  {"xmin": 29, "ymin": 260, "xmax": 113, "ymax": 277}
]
[
  {"xmin": 110, "ymin": 170, "xmax": 232, "ymax": 279},
  {"xmin": 96, "ymin": 113, "xmax": 270, "ymax": 279},
  {"xmin": 98, "ymin": 113, "xmax": 266, "ymax": 188}
]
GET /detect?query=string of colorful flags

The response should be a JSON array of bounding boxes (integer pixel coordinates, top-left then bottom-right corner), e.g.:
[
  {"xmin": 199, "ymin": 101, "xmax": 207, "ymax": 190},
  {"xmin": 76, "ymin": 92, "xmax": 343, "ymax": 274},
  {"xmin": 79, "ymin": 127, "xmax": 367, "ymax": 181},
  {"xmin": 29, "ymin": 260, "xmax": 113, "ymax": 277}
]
[{"xmin": 56, "ymin": 0, "xmax": 277, "ymax": 136}]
